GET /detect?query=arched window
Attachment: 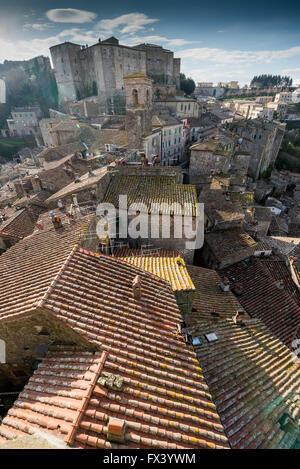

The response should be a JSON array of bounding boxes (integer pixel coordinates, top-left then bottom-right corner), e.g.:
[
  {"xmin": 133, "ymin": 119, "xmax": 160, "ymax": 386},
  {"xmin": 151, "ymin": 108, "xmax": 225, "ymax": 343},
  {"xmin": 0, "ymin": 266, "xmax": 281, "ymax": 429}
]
[
  {"xmin": 132, "ymin": 89, "xmax": 138, "ymax": 106},
  {"xmin": 146, "ymin": 89, "xmax": 150, "ymax": 104},
  {"xmin": 0, "ymin": 339, "xmax": 6, "ymax": 363}
]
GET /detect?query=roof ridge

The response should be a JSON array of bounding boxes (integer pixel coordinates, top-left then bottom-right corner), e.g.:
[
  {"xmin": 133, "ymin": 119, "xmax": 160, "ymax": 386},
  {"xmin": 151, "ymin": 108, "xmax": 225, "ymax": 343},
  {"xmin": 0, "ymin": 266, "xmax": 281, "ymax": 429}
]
[
  {"xmin": 256, "ymin": 259, "xmax": 300, "ymax": 309},
  {"xmin": 37, "ymin": 244, "xmax": 80, "ymax": 310},
  {"xmin": 64, "ymin": 350, "xmax": 107, "ymax": 446},
  {"xmin": 77, "ymin": 247, "xmax": 172, "ymax": 287}
]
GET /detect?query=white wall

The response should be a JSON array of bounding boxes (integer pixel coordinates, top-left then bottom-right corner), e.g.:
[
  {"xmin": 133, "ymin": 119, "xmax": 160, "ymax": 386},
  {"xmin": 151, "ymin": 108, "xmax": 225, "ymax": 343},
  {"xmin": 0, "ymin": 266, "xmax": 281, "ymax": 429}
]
[
  {"xmin": 0, "ymin": 79, "xmax": 6, "ymax": 104},
  {"xmin": 0, "ymin": 339, "xmax": 5, "ymax": 363}
]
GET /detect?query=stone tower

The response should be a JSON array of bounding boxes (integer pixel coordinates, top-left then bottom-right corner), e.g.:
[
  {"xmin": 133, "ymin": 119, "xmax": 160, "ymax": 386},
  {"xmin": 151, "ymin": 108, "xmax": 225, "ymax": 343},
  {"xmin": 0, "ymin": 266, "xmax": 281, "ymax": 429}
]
[{"xmin": 124, "ymin": 73, "xmax": 153, "ymax": 149}]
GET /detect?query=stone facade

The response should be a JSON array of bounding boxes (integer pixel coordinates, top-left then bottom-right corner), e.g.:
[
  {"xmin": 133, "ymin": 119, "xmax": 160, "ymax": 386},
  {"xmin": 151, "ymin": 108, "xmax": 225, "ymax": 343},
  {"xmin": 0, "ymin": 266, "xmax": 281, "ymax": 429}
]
[
  {"xmin": 124, "ymin": 74, "xmax": 153, "ymax": 149},
  {"xmin": 229, "ymin": 119, "xmax": 286, "ymax": 179},
  {"xmin": 50, "ymin": 38, "xmax": 180, "ymax": 109},
  {"xmin": 134, "ymin": 43, "xmax": 180, "ymax": 89},
  {"xmin": 65, "ymin": 97, "xmax": 102, "ymax": 117},
  {"xmin": 189, "ymin": 137, "xmax": 234, "ymax": 176},
  {"xmin": 153, "ymin": 97, "xmax": 200, "ymax": 118},
  {"xmin": 0, "ymin": 308, "xmax": 94, "ymax": 390}
]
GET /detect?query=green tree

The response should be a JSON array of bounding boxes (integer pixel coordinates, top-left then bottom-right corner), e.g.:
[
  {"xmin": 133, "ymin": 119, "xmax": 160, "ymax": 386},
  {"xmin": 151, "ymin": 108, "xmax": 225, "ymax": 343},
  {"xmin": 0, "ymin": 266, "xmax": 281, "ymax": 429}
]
[
  {"xmin": 250, "ymin": 74, "xmax": 292, "ymax": 89},
  {"xmin": 180, "ymin": 74, "xmax": 195, "ymax": 95}
]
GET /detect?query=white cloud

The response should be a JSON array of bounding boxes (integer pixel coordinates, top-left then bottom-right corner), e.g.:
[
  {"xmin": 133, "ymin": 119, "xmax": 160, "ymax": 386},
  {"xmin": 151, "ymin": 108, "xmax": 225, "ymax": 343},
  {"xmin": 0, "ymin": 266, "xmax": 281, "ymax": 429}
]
[
  {"xmin": 121, "ymin": 34, "xmax": 197, "ymax": 48},
  {"xmin": 46, "ymin": 9, "xmax": 97, "ymax": 24},
  {"xmin": 58, "ymin": 28, "xmax": 99, "ymax": 44},
  {"xmin": 96, "ymin": 13, "xmax": 158, "ymax": 36},
  {"xmin": 23, "ymin": 23, "xmax": 51, "ymax": 31},
  {"xmin": 0, "ymin": 35, "xmax": 62, "ymax": 63},
  {"xmin": 178, "ymin": 46, "xmax": 300, "ymax": 64},
  {"xmin": 281, "ymin": 67, "xmax": 300, "ymax": 74}
]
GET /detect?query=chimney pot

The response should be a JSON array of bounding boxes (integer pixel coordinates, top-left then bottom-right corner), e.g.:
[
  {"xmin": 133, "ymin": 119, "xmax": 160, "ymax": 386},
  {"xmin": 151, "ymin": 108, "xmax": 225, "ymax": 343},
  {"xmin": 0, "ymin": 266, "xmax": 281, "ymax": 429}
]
[
  {"xmin": 52, "ymin": 216, "xmax": 62, "ymax": 230},
  {"xmin": 132, "ymin": 275, "xmax": 141, "ymax": 299},
  {"xmin": 107, "ymin": 418, "xmax": 127, "ymax": 443}
]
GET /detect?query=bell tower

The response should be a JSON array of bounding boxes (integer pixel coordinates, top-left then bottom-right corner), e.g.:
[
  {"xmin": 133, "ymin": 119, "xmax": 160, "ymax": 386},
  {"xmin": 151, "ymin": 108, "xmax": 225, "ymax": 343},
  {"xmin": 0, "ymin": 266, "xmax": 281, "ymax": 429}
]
[{"xmin": 124, "ymin": 73, "xmax": 153, "ymax": 149}]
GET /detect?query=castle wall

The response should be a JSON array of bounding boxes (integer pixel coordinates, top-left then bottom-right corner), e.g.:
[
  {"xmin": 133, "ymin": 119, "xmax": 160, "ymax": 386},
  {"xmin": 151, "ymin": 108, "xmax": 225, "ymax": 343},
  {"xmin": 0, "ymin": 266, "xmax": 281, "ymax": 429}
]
[
  {"xmin": 50, "ymin": 43, "xmax": 82, "ymax": 104},
  {"xmin": 51, "ymin": 40, "xmax": 178, "ymax": 107}
]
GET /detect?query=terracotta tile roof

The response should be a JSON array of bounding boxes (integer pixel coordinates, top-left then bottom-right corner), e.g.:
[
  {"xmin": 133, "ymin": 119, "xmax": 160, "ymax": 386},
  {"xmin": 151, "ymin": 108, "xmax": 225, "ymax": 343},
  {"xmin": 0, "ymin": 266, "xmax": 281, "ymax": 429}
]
[
  {"xmin": 205, "ymin": 229, "xmax": 262, "ymax": 263},
  {"xmin": 186, "ymin": 266, "xmax": 300, "ymax": 449},
  {"xmin": 222, "ymin": 259, "xmax": 300, "ymax": 349},
  {"xmin": 37, "ymin": 142, "xmax": 86, "ymax": 162},
  {"xmin": 0, "ymin": 205, "xmax": 44, "ymax": 240},
  {"xmin": 190, "ymin": 317, "xmax": 300, "ymax": 449},
  {"xmin": 32, "ymin": 209, "xmax": 95, "ymax": 234},
  {"xmin": 113, "ymin": 248, "xmax": 195, "ymax": 292},
  {"xmin": 45, "ymin": 167, "xmax": 107, "ymax": 204},
  {"xmin": 187, "ymin": 265, "xmax": 246, "ymax": 321},
  {"xmin": 0, "ymin": 248, "xmax": 229, "ymax": 449},
  {"xmin": 0, "ymin": 215, "xmax": 93, "ymax": 322},
  {"xmin": 261, "ymin": 259, "xmax": 300, "ymax": 306},
  {"xmin": 0, "ymin": 345, "xmax": 106, "ymax": 444},
  {"xmin": 90, "ymin": 129, "xmax": 128, "ymax": 152},
  {"xmin": 199, "ymin": 187, "xmax": 244, "ymax": 225},
  {"xmin": 259, "ymin": 235, "xmax": 300, "ymax": 257},
  {"xmin": 104, "ymin": 175, "xmax": 198, "ymax": 216}
]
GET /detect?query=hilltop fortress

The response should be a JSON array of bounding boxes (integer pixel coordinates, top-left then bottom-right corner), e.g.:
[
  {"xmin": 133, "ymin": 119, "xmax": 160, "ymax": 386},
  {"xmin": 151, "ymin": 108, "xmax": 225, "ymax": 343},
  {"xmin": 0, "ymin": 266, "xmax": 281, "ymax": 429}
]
[{"xmin": 50, "ymin": 36, "xmax": 181, "ymax": 111}]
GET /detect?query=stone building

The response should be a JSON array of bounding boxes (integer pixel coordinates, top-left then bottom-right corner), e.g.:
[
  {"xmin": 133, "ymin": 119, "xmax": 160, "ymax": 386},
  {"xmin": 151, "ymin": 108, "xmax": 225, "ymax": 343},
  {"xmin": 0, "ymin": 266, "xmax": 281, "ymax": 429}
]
[
  {"xmin": 229, "ymin": 119, "xmax": 286, "ymax": 180},
  {"xmin": 201, "ymin": 229, "xmax": 269, "ymax": 269},
  {"xmin": 102, "ymin": 166, "xmax": 199, "ymax": 263},
  {"xmin": 152, "ymin": 115, "xmax": 184, "ymax": 165},
  {"xmin": 0, "ymin": 215, "xmax": 98, "ymax": 391},
  {"xmin": 153, "ymin": 96, "xmax": 200, "ymax": 118},
  {"xmin": 50, "ymin": 37, "xmax": 180, "ymax": 109},
  {"xmin": 65, "ymin": 96, "xmax": 102, "ymax": 118},
  {"xmin": 189, "ymin": 132, "xmax": 235, "ymax": 176},
  {"xmin": 124, "ymin": 73, "xmax": 153, "ymax": 149},
  {"xmin": 6, "ymin": 106, "xmax": 43, "ymax": 143}
]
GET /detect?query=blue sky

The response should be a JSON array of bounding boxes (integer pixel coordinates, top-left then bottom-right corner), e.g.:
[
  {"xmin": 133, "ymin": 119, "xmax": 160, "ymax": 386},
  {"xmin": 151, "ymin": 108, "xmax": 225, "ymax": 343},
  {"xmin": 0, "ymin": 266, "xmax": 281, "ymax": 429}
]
[{"xmin": 0, "ymin": 1, "xmax": 300, "ymax": 85}]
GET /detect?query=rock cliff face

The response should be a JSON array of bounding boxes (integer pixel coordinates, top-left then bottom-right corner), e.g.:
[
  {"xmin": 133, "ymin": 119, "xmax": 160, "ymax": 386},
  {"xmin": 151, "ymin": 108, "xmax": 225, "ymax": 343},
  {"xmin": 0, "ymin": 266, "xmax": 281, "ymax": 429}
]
[{"xmin": 0, "ymin": 56, "xmax": 58, "ymax": 127}]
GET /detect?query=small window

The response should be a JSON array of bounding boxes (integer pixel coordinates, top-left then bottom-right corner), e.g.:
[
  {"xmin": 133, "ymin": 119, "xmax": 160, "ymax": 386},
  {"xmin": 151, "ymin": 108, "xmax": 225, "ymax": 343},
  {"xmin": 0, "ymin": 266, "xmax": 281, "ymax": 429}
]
[
  {"xmin": 192, "ymin": 336, "xmax": 203, "ymax": 346},
  {"xmin": 205, "ymin": 332, "xmax": 218, "ymax": 343}
]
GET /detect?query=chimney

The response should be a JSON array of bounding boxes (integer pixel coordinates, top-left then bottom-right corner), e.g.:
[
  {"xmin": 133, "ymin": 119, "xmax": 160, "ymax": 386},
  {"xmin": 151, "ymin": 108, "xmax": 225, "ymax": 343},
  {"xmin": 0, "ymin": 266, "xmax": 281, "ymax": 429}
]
[
  {"xmin": 31, "ymin": 175, "xmax": 42, "ymax": 193},
  {"xmin": 35, "ymin": 222, "xmax": 44, "ymax": 231},
  {"xmin": 132, "ymin": 275, "xmax": 141, "ymax": 299},
  {"xmin": 52, "ymin": 216, "xmax": 62, "ymax": 230},
  {"xmin": 107, "ymin": 418, "xmax": 127, "ymax": 443},
  {"xmin": 220, "ymin": 277, "xmax": 230, "ymax": 292},
  {"xmin": 72, "ymin": 194, "xmax": 81, "ymax": 216}
]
